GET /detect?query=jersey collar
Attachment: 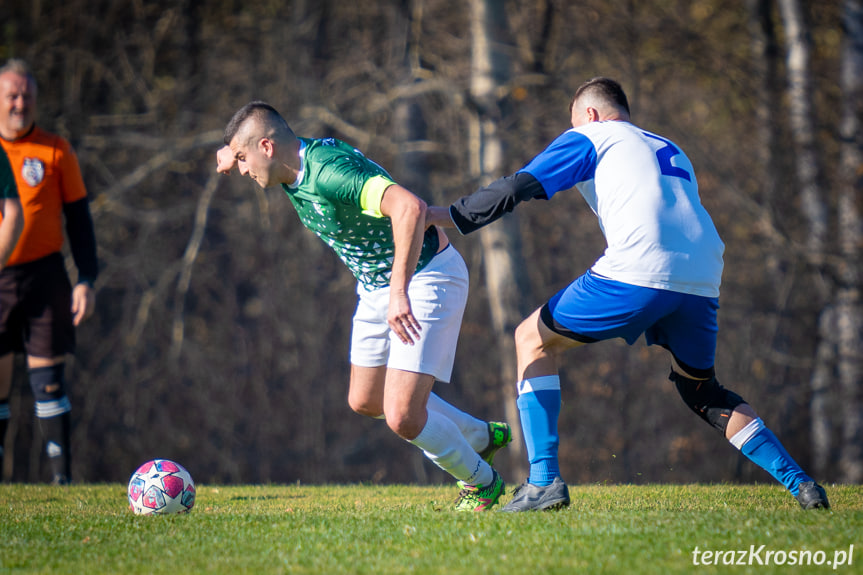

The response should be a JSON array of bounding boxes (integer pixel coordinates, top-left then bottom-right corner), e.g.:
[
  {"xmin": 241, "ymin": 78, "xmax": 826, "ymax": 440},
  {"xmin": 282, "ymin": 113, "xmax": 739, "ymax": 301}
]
[{"xmin": 286, "ymin": 139, "xmax": 306, "ymax": 189}]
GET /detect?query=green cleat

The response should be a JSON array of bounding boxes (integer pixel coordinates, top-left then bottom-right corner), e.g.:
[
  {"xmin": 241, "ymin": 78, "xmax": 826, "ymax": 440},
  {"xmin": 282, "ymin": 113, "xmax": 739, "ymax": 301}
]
[
  {"xmin": 454, "ymin": 470, "xmax": 505, "ymax": 511},
  {"xmin": 478, "ymin": 421, "xmax": 512, "ymax": 466}
]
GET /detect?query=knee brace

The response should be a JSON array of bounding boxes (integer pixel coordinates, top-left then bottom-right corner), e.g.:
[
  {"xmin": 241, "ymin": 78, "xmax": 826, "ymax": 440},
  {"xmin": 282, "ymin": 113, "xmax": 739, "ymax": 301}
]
[
  {"xmin": 669, "ymin": 370, "xmax": 745, "ymax": 434},
  {"xmin": 29, "ymin": 364, "xmax": 71, "ymax": 418}
]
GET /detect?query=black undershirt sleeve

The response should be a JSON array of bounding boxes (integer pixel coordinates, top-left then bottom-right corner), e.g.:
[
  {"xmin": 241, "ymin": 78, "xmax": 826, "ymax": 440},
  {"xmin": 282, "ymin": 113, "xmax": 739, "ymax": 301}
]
[
  {"xmin": 448, "ymin": 172, "xmax": 548, "ymax": 235},
  {"xmin": 63, "ymin": 198, "xmax": 99, "ymax": 285}
]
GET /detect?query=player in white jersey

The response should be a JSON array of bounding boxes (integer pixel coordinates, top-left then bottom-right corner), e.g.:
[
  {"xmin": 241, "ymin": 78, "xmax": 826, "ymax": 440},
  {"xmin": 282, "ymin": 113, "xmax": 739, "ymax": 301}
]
[{"xmin": 428, "ymin": 77, "xmax": 828, "ymax": 511}]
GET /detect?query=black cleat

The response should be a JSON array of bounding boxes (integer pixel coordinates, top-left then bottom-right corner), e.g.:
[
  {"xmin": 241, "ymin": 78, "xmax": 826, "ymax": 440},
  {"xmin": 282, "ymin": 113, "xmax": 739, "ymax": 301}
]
[
  {"xmin": 51, "ymin": 474, "xmax": 69, "ymax": 486},
  {"xmin": 795, "ymin": 481, "xmax": 830, "ymax": 510},
  {"xmin": 501, "ymin": 477, "xmax": 570, "ymax": 512}
]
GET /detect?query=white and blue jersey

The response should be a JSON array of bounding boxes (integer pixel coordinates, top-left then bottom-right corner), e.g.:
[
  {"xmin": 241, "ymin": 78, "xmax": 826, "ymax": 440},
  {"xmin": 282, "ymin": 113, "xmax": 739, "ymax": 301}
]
[
  {"xmin": 447, "ymin": 119, "xmax": 726, "ymax": 369},
  {"xmin": 519, "ymin": 121, "xmax": 724, "ymax": 298}
]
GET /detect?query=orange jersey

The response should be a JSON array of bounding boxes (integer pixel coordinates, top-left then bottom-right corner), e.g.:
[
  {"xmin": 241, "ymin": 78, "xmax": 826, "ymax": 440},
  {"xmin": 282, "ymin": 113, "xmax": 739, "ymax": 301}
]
[{"xmin": 0, "ymin": 126, "xmax": 88, "ymax": 266}]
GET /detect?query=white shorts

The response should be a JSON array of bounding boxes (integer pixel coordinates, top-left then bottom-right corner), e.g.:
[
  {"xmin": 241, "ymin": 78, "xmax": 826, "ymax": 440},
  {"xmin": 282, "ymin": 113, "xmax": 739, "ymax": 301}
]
[{"xmin": 350, "ymin": 244, "xmax": 469, "ymax": 382}]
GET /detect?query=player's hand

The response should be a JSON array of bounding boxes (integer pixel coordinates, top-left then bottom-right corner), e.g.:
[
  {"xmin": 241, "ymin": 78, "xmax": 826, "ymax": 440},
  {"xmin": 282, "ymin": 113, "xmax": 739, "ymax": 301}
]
[
  {"xmin": 388, "ymin": 290, "xmax": 422, "ymax": 345},
  {"xmin": 216, "ymin": 145, "xmax": 236, "ymax": 174},
  {"xmin": 71, "ymin": 282, "xmax": 96, "ymax": 326}
]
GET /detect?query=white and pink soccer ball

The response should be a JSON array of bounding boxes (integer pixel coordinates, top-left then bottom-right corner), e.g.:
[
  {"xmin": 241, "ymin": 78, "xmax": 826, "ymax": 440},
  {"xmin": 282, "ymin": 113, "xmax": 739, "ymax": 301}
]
[{"xmin": 128, "ymin": 459, "xmax": 196, "ymax": 515}]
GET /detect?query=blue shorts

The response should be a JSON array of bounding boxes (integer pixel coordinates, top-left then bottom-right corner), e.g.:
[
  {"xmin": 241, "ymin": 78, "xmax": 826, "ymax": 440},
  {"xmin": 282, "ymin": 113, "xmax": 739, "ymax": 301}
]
[{"xmin": 542, "ymin": 270, "xmax": 719, "ymax": 373}]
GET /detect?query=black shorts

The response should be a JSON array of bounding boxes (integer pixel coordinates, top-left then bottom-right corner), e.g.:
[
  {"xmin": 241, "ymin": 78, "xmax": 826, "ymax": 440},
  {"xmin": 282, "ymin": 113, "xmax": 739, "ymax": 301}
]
[{"xmin": 0, "ymin": 252, "xmax": 75, "ymax": 358}]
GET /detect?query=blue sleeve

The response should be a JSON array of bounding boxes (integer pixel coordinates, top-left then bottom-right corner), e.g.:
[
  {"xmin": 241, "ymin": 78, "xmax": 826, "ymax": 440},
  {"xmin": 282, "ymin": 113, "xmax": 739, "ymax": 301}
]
[{"xmin": 518, "ymin": 130, "xmax": 597, "ymax": 199}]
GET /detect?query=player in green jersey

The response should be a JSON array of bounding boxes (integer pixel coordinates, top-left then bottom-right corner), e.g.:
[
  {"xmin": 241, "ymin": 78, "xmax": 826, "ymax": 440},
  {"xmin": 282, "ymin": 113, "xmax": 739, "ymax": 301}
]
[
  {"xmin": 0, "ymin": 145, "xmax": 22, "ymax": 269},
  {"xmin": 216, "ymin": 101, "xmax": 509, "ymax": 510},
  {"xmin": 0, "ymin": 144, "xmax": 24, "ymax": 477}
]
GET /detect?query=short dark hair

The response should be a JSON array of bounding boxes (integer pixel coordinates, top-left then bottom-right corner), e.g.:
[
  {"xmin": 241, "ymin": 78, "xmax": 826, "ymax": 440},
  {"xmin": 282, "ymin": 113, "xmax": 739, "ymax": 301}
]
[
  {"xmin": 570, "ymin": 77, "xmax": 630, "ymax": 116},
  {"xmin": 223, "ymin": 101, "xmax": 293, "ymax": 145}
]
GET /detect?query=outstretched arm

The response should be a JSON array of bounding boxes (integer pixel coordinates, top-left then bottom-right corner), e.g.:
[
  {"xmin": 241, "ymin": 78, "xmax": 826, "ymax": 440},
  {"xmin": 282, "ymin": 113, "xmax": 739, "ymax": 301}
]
[
  {"xmin": 448, "ymin": 172, "xmax": 547, "ymax": 235},
  {"xmin": 380, "ymin": 184, "xmax": 427, "ymax": 346}
]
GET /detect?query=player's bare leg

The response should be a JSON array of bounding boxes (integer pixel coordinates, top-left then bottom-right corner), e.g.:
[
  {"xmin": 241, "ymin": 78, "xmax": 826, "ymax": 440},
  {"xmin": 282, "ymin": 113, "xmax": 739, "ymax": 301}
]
[
  {"xmin": 348, "ymin": 365, "xmax": 509, "ymax": 463},
  {"xmin": 348, "ymin": 364, "xmax": 387, "ymax": 419},
  {"xmin": 349, "ymin": 364, "xmax": 491, "ymax": 481},
  {"xmin": 504, "ymin": 307, "xmax": 581, "ymax": 511},
  {"xmin": 516, "ymin": 307, "xmax": 583, "ymax": 382},
  {"xmin": 350, "ymin": 366, "xmax": 503, "ymax": 509},
  {"xmin": 380, "ymin": 368, "xmax": 434, "ymax": 440}
]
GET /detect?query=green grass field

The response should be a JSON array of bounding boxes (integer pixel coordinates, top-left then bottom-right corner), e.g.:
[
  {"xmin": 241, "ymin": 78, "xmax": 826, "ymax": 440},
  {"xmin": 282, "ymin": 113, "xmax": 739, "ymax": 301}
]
[{"xmin": 1, "ymin": 483, "xmax": 861, "ymax": 574}]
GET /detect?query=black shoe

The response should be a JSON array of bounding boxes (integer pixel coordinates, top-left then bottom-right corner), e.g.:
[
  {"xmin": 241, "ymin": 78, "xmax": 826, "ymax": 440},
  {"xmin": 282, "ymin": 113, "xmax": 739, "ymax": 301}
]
[
  {"xmin": 501, "ymin": 477, "xmax": 570, "ymax": 512},
  {"xmin": 795, "ymin": 481, "xmax": 829, "ymax": 510},
  {"xmin": 51, "ymin": 474, "xmax": 69, "ymax": 486}
]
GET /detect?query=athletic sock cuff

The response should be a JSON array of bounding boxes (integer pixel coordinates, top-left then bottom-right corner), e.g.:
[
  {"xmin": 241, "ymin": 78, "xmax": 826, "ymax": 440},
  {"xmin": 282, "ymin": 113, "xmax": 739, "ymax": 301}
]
[
  {"xmin": 517, "ymin": 375, "xmax": 561, "ymax": 395},
  {"xmin": 729, "ymin": 417, "xmax": 766, "ymax": 450},
  {"xmin": 36, "ymin": 397, "xmax": 72, "ymax": 418}
]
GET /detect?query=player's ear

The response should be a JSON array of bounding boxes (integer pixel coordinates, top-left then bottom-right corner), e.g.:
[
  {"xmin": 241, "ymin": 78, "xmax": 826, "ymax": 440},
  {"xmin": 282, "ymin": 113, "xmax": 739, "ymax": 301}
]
[
  {"xmin": 586, "ymin": 106, "xmax": 600, "ymax": 122},
  {"xmin": 259, "ymin": 137, "xmax": 275, "ymax": 158}
]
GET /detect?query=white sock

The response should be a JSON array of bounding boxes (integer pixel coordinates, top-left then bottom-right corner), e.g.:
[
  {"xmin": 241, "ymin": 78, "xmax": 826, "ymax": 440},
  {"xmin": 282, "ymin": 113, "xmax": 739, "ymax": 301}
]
[
  {"xmin": 729, "ymin": 417, "xmax": 766, "ymax": 450},
  {"xmin": 410, "ymin": 409, "xmax": 494, "ymax": 486},
  {"xmin": 426, "ymin": 392, "xmax": 488, "ymax": 451}
]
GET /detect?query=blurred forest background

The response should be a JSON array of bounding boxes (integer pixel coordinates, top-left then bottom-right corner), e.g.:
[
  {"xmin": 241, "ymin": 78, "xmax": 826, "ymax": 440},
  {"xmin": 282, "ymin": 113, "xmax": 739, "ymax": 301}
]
[{"xmin": 0, "ymin": 0, "xmax": 860, "ymax": 488}]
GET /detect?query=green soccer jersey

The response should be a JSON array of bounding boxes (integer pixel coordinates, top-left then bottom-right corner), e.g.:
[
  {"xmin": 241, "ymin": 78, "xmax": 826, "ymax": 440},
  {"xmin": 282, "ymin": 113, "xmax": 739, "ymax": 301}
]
[
  {"xmin": 283, "ymin": 137, "xmax": 439, "ymax": 288},
  {"xmin": 0, "ymin": 146, "xmax": 18, "ymax": 199}
]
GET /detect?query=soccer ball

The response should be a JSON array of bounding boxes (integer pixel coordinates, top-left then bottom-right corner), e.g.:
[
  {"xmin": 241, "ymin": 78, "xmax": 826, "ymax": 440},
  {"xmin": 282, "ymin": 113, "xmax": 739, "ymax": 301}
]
[{"xmin": 128, "ymin": 459, "xmax": 196, "ymax": 515}]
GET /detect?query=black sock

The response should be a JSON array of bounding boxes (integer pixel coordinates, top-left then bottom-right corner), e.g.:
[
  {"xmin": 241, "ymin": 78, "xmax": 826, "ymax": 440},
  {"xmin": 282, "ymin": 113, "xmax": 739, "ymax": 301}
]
[
  {"xmin": 38, "ymin": 412, "xmax": 71, "ymax": 484},
  {"xmin": 0, "ymin": 400, "xmax": 9, "ymax": 476}
]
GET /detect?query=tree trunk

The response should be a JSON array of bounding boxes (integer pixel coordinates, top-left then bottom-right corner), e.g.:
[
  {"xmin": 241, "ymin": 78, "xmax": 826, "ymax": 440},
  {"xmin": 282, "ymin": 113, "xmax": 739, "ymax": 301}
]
[
  {"xmin": 778, "ymin": 0, "xmax": 827, "ymax": 256},
  {"xmin": 778, "ymin": 0, "xmax": 833, "ymax": 478},
  {"xmin": 837, "ymin": 0, "xmax": 863, "ymax": 483},
  {"xmin": 745, "ymin": 0, "xmax": 782, "ymax": 223},
  {"xmin": 470, "ymin": 0, "xmax": 530, "ymax": 480}
]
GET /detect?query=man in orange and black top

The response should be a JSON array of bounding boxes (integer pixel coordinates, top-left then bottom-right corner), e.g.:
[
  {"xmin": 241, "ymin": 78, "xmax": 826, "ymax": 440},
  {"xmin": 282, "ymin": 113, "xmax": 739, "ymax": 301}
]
[{"xmin": 0, "ymin": 59, "xmax": 98, "ymax": 484}]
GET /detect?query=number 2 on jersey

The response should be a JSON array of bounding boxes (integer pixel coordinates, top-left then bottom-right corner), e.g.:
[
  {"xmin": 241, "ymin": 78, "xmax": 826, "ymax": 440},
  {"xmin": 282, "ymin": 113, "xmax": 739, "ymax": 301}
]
[{"xmin": 643, "ymin": 132, "xmax": 692, "ymax": 182}]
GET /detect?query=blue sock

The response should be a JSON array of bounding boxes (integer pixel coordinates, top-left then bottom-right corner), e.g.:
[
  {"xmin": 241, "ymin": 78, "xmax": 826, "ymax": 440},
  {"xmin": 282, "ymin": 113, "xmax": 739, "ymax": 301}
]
[
  {"xmin": 733, "ymin": 419, "xmax": 812, "ymax": 496},
  {"xmin": 517, "ymin": 376, "xmax": 561, "ymax": 487}
]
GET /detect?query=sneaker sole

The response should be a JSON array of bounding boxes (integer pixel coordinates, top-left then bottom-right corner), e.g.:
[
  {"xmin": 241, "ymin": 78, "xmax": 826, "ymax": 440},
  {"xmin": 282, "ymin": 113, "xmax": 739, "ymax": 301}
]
[
  {"xmin": 502, "ymin": 496, "xmax": 570, "ymax": 512},
  {"xmin": 541, "ymin": 499, "xmax": 570, "ymax": 511}
]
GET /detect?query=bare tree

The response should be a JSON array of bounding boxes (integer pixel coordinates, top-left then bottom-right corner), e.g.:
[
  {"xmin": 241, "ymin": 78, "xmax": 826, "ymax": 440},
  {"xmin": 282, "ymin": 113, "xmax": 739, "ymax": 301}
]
[
  {"xmin": 777, "ymin": 0, "xmax": 826, "ymax": 253},
  {"xmin": 468, "ymin": 0, "xmax": 531, "ymax": 480},
  {"xmin": 777, "ymin": 0, "xmax": 834, "ymax": 478},
  {"xmin": 837, "ymin": 0, "xmax": 863, "ymax": 483}
]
